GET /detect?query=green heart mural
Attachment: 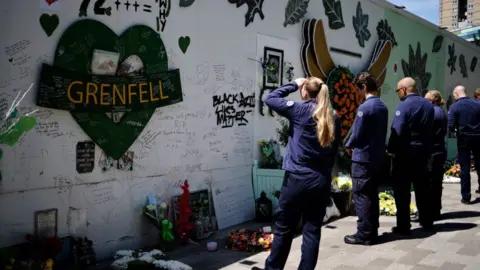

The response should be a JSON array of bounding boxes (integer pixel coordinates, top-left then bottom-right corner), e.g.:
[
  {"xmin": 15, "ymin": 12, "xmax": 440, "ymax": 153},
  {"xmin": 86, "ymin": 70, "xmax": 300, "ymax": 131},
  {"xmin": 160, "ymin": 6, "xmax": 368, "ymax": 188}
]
[
  {"xmin": 178, "ymin": 36, "xmax": 190, "ymax": 54},
  {"xmin": 40, "ymin": 14, "xmax": 59, "ymax": 37},
  {"xmin": 40, "ymin": 19, "xmax": 183, "ymax": 159}
]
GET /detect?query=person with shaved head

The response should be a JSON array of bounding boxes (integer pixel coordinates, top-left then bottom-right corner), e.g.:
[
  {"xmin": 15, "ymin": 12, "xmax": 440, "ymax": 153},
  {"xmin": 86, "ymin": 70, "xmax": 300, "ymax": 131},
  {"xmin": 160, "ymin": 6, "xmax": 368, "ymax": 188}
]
[
  {"xmin": 387, "ymin": 77, "xmax": 435, "ymax": 235},
  {"xmin": 448, "ymin": 85, "xmax": 480, "ymax": 204}
]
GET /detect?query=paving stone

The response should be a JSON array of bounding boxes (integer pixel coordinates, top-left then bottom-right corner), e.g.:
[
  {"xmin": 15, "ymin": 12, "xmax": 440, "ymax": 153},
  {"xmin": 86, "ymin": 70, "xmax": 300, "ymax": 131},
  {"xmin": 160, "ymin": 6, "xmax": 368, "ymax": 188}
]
[
  {"xmin": 396, "ymin": 248, "xmax": 434, "ymax": 265},
  {"xmin": 439, "ymin": 262, "xmax": 466, "ymax": 270},
  {"xmin": 456, "ymin": 240, "xmax": 480, "ymax": 256},
  {"xmin": 411, "ymin": 265, "xmax": 441, "ymax": 270},
  {"xmin": 367, "ymin": 258, "xmax": 395, "ymax": 268}
]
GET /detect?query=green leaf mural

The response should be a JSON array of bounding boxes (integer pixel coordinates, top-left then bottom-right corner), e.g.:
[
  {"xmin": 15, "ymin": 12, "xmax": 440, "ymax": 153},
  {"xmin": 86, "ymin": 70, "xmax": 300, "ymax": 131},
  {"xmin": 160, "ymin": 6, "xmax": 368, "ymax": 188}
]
[
  {"xmin": 283, "ymin": 0, "xmax": 310, "ymax": 27},
  {"xmin": 352, "ymin": 1, "xmax": 370, "ymax": 48},
  {"xmin": 401, "ymin": 42, "xmax": 431, "ymax": 96},
  {"xmin": 376, "ymin": 19, "xmax": 397, "ymax": 47},
  {"xmin": 432, "ymin": 35, "xmax": 444, "ymax": 53},
  {"xmin": 447, "ymin": 42, "xmax": 457, "ymax": 75},
  {"xmin": 322, "ymin": 0, "xmax": 345, "ymax": 30},
  {"xmin": 471, "ymin": 57, "xmax": 477, "ymax": 72},
  {"xmin": 459, "ymin": 54, "xmax": 468, "ymax": 78}
]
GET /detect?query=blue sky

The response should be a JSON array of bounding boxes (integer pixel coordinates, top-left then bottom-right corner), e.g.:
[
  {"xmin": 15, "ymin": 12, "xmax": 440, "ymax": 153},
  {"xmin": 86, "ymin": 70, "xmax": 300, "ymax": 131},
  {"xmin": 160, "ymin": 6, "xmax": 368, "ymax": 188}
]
[{"xmin": 388, "ymin": 0, "xmax": 439, "ymax": 24}]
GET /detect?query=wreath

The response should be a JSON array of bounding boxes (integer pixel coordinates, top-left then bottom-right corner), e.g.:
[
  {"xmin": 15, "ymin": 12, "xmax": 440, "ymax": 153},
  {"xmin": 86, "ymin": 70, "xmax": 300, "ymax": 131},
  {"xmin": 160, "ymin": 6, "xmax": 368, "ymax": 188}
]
[{"xmin": 326, "ymin": 66, "xmax": 363, "ymax": 172}]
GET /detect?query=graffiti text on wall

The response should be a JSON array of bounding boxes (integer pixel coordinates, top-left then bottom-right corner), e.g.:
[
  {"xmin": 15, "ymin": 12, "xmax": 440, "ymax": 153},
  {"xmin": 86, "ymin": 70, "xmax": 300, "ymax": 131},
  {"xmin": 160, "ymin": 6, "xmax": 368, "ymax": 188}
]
[
  {"xmin": 79, "ymin": 0, "xmax": 112, "ymax": 16},
  {"xmin": 157, "ymin": 0, "xmax": 171, "ymax": 32},
  {"xmin": 213, "ymin": 93, "xmax": 255, "ymax": 128}
]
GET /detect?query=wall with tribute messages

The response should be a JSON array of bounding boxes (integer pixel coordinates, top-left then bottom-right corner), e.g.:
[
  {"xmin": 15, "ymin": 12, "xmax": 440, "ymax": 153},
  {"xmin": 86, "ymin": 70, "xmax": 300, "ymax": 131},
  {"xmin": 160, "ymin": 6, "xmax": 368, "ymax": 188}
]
[{"xmin": 1, "ymin": 0, "xmax": 480, "ymax": 259}]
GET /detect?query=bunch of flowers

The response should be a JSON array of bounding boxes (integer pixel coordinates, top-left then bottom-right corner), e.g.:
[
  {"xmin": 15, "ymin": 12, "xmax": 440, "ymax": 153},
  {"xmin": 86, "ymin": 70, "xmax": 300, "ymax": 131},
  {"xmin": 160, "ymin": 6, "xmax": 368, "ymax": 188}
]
[
  {"xmin": 327, "ymin": 67, "xmax": 363, "ymax": 138},
  {"xmin": 226, "ymin": 229, "xmax": 274, "ymax": 252},
  {"xmin": 379, "ymin": 192, "xmax": 417, "ymax": 216},
  {"xmin": 331, "ymin": 174, "xmax": 352, "ymax": 192},
  {"xmin": 111, "ymin": 249, "xmax": 191, "ymax": 270},
  {"xmin": 445, "ymin": 164, "xmax": 460, "ymax": 178}
]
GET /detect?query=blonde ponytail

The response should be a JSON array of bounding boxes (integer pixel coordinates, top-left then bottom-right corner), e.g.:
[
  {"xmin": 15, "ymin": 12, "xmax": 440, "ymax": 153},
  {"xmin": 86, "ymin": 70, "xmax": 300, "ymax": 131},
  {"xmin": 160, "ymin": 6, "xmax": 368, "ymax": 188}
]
[{"xmin": 312, "ymin": 83, "xmax": 335, "ymax": 147}]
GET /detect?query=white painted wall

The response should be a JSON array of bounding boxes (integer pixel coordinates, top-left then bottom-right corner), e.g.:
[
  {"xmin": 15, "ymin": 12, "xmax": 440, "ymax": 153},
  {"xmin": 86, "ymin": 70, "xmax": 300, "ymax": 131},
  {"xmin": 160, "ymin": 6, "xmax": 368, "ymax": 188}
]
[{"xmin": 1, "ymin": 0, "xmax": 480, "ymax": 260}]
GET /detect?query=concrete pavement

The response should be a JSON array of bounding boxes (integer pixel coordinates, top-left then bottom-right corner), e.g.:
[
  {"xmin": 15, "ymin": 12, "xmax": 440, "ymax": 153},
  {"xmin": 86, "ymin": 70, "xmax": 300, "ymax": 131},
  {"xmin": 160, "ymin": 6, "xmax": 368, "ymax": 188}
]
[{"xmin": 170, "ymin": 175, "xmax": 480, "ymax": 270}]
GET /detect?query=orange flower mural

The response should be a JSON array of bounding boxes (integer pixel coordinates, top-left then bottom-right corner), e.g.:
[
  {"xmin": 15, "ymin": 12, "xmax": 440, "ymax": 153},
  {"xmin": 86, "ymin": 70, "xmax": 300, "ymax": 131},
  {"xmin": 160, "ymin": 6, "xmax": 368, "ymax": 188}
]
[{"xmin": 328, "ymin": 68, "xmax": 363, "ymax": 138}]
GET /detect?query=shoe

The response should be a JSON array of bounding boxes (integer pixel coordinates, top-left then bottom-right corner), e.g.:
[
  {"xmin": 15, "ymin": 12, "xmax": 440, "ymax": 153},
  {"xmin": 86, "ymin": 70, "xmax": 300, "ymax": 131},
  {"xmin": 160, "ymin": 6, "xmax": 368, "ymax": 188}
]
[
  {"xmin": 251, "ymin": 267, "xmax": 263, "ymax": 270},
  {"xmin": 344, "ymin": 234, "xmax": 376, "ymax": 246},
  {"xmin": 411, "ymin": 215, "xmax": 420, "ymax": 223},
  {"xmin": 420, "ymin": 224, "xmax": 435, "ymax": 232},
  {"xmin": 391, "ymin": 226, "xmax": 411, "ymax": 236},
  {"xmin": 461, "ymin": 199, "xmax": 471, "ymax": 205}
]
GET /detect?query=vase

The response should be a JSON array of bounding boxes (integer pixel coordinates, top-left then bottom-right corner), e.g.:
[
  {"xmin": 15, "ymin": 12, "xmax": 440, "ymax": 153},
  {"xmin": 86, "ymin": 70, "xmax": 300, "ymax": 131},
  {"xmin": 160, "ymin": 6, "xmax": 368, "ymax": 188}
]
[
  {"xmin": 210, "ymin": 217, "xmax": 217, "ymax": 231},
  {"xmin": 332, "ymin": 191, "xmax": 353, "ymax": 216},
  {"xmin": 201, "ymin": 217, "xmax": 210, "ymax": 232}
]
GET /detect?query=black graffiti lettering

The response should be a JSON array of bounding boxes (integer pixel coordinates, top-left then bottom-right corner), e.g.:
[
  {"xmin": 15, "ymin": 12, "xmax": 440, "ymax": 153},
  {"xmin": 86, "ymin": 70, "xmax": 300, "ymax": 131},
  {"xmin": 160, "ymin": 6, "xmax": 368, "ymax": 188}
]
[
  {"xmin": 215, "ymin": 105, "xmax": 251, "ymax": 128},
  {"xmin": 258, "ymin": 87, "xmax": 274, "ymax": 117},
  {"xmin": 79, "ymin": 0, "xmax": 91, "ymax": 17},
  {"xmin": 94, "ymin": 0, "xmax": 112, "ymax": 15},
  {"xmin": 212, "ymin": 92, "xmax": 255, "ymax": 108}
]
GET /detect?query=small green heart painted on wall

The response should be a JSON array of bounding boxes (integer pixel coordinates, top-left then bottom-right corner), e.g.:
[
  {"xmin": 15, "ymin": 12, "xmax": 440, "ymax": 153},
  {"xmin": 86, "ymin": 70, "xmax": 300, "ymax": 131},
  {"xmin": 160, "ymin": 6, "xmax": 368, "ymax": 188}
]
[
  {"xmin": 178, "ymin": 36, "xmax": 190, "ymax": 54},
  {"xmin": 40, "ymin": 14, "xmax": 59, "ymax": 37}
]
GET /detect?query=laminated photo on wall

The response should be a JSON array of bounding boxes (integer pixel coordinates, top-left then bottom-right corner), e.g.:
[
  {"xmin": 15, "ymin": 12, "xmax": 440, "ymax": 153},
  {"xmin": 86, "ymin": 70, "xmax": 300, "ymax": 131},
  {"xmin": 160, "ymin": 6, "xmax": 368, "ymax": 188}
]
[{"xmin": 91, "ymin": 49, "xmax": 120, "ymax": 76}]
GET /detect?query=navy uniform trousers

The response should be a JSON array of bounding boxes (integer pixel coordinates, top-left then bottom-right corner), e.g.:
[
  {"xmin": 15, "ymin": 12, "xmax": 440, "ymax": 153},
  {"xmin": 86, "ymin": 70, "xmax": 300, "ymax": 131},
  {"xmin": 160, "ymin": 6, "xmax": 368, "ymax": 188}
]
[
  {"xmin": 430, "ymin": 153, "xmax": 446, "ymax": 217},
  {"xmin": 392, "ymin": 155, "xmax": 432, "ymax": 229},
  {"xmin": 457, "ymin": 137, "xmax": 480, "ymax": 201},
  {"xmin": 352, "ymin": 162, "xmax": 380, "ymax": 240},
  {"xmin": 265, "ymin": 171, "xmax": 330, "ymax": 270}
]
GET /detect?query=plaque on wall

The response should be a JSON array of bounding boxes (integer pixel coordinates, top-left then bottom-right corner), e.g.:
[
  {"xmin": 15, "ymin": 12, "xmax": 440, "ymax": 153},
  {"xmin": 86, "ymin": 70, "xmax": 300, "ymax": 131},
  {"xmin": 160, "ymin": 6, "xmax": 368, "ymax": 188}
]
[
  {"xmin": 35, "ymin": 208, "xmax": 58, "ymax": 238},
  {"xmin": 76, "ymin": 141, "xmax": 95, "ymax": 173}
]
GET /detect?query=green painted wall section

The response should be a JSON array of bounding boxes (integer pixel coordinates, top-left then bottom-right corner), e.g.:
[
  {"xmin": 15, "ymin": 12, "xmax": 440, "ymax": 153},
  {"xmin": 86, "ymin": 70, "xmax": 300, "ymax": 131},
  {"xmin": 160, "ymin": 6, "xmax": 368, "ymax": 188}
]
[{"xmin": 380, "ymin": 10, "xmax": 447, "ymax": 132}]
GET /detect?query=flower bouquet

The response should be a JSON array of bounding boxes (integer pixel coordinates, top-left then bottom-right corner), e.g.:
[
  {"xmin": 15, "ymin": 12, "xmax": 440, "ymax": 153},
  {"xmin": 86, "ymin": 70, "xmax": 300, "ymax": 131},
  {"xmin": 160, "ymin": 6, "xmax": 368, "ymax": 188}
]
[
  {"xmin": 331, "ymin": 174, "xmax": 353, "ymax": 192},
  {"xmin": 226, "ymin": 229, "xmax": 274, "ymax": 252},
  {"xmin": 142, "ymin": 194, "xmax": 175, "ymax": 251},
  {"xmin": 444, "ymin": 164, "xmax": 461, "ymax": 183},
  {"xmin": 331, "ymin": 174, "xmax": 353, "ymax": 216},
  {"xmin": 379, "ymin": 192, "xmax": 417, "ymax": 216},
  {"xmin": 111, "ymin": 249, "xmax": 192, "ymax": 270},
  {"xmin": 2, "ymin": 234, "xmax": 62, "ymax": 270}
]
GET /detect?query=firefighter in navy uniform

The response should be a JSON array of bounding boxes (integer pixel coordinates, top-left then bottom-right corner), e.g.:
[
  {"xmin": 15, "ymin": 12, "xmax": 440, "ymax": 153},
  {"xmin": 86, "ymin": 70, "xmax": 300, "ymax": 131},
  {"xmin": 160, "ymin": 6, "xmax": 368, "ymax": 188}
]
[
  {"xmin": 424, "ymin": 90, "xmax": 448, "ymax": 220},
  {"xmin": 251, "ymin": 77, "xmax": 341, "ymax": 270},
  {"xmin": 344, "ymin": 72, "xmax": 388, "ymax": 246},
  {"xmin": 448, "ymin": 86, "xmax": 480, "ymax": 204},
  {"xmin": 387, "ymin": 77, "xmax": 435, "ymax": 235}
]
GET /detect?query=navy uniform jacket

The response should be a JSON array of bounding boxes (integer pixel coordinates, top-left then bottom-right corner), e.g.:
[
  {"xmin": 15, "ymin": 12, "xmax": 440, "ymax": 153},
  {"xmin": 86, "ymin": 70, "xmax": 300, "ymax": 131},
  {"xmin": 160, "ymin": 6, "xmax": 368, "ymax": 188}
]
[
  {"xmin": 387, "ymin": 94, "xmax": 434, "ymax": 158},
  {"xmin": 447, "ymin": 97, "xmax": 480, "ymax": 138},
  {"xmin": 345, "ymin": 96, "xmax": 388, "ymax": 168},
  {"xmin": 265, "ymin": 83, "xmax": 342, "ymax": 175},
  {"xmin": 432, "ymin": 105, "xmax": 447, "ymax": 156}
]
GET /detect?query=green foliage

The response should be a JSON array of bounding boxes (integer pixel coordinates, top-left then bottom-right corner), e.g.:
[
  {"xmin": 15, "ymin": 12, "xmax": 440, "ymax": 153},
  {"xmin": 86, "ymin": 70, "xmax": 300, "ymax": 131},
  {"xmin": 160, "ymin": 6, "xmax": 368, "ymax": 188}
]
[
  {"xmin": 283, "ymin": 0, "xmax": 310, "ymax": 27},
  {"xmin": 432, "ymin": 35, "xmax": 444, "ymax": 53},
  {"xmin": 258, "ymin": 140, "xmax": 281, "ymax": 169},
  {"xmin": 459, "ymin": 54, "xmax": 468, "ymax": 78},
  {"xmin": 322, "ymin": 0, "xmax": 345, "ymax": 30},
  {"xmin": 352, "ymin": 1, "xmax": 370, "ymax": 48},
  {"xmin": 376, "ymin": 19, "xmax": 397, "ymax": 47},
  {"xmin": 275, "ymin": 118, "xmax": 289, "ymax": 147}
]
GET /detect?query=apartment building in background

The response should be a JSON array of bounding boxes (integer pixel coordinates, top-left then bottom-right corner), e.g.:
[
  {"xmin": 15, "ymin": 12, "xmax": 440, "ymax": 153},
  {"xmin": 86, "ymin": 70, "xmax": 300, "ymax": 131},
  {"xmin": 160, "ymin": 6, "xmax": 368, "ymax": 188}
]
[{"xmin": 440, "ymin": 0, "xmax": 480, "ymax": 30}]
